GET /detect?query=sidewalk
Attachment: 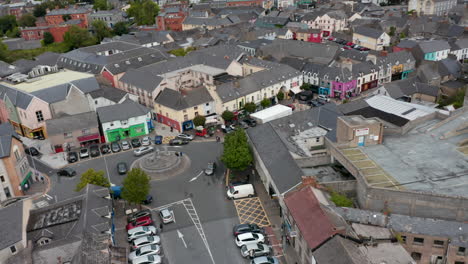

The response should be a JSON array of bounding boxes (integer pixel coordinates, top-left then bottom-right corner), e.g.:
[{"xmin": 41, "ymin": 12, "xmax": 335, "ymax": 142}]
[{"xmin": 21, "ymin": 136, "xmax": 68, "ymax": 169}]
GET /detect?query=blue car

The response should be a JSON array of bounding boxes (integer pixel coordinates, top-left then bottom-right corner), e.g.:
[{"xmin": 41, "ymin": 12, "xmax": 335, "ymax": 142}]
[{"xmin": 154, "ymin": 136, "xmax": 163, "ymax": 145}]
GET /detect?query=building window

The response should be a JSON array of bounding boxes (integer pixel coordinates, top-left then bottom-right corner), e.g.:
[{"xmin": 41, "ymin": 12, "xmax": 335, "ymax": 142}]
[
  {"xmin": 413, "ymin": 237, "xmax": 424, "ymax": 245},
  {"xmin": 433, "ymin": 240, "xmax": 444, "ymax": 247},
  {"xmin": 14, "ymin": 150, "xmax": 20, "ymax": 160},
  {"xmin": 206, "ymin": 103, "xmax": 209, "ymax": 106},
  {"xmin": 9, "ymin": 245, "xmax": 16, "ymax": 254},
  {"xmin": 458, "ymin": 247, "xmax": 466, "ymax": 256},
  {"xmin": 194, "ymin": 106, "xmax": 198, "ymax": 110},
  {"xmin": 401, "ymin": 236, "xmax": 407, "ymax": 243},
  {"xmin": 410, "ymin": 252, "xmax": 421, "ymax": 260},
  {"xmin": 194, "ymin": 112, "xmax": 199, "ymax": 116},
  {"xmin": 0, "ymin": 176, "xmax": 4, "ymax": 182},
  {"xmin": 4, "ymin": 187, "xmax": 11, "ymax": 198},
  {"xmin": 95, "ymin": 100, "xmax": 98, "ymax": 105},
  {"xmin": 82, "ymin": 129, "xmax": 90, "ymax": 135},
  {"xmin": 64, "ymin": 132, "xmax": 73, "ymax": 138},
  {"xmin": 36, "ymin": 111, "xmax": 44, "ymax": 122},
  {"xmin": 183, "ymin": 109, "xmax": 187, "ymax": 113},
  {"xmin": 184, "ymin": 115, "xmax": 188, "ymax": 121}
]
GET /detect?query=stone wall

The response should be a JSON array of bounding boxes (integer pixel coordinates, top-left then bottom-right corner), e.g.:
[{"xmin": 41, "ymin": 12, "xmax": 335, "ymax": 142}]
[
  {"xmin": 294, "ymin": 154, "xmax": 331, "ymax": 168},
  {"xmin": 321, "ymin": 180, "xmax": 357, "ymax": 196}
]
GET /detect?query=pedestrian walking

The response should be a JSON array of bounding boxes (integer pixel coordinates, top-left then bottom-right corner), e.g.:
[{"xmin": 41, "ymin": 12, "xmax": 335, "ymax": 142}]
[
  {"xmin": 40, "ymin": 176, "xmax": 44, "ymax": 184},
  {"xmin": 170, "ymin": 126, "xmax": 174, "ymax": 132},
  {"xmin": 159, "ymin": 223, "xmax": 163, "ymax": 231}
]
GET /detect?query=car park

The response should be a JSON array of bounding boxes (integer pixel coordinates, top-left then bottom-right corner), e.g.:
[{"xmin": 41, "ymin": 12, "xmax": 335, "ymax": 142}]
[
  {"xmin": 127, "ymin": 226, "xmax": 158, "ymax": 242},
  {"xmin": 240, "ymin": 243, "xmax": 271, "ymax": 258},
  {"xmin": 159, "ymin": 208, "xmax": 174, "ymax": 224},
  {"xmin": 250, "ymin": 256, "xmax": 279, "ymax": 264},
  {"xmin": 132, "ymin": 254, "xmax": 162, "ymax": 264},
  {"xmin": 101, "ymin": 144, "xmax": 110, "ymax": 154},
  {"xmin": 243, "ymin": 118, "xmax": 257, "ymax": 127},
  {"xmin": 142, "ymin": 136, "xmax": 151, "ymax": 146},
  {"xmin": 90, "ymin": 145, "xmax": 100, "ymax": 157},
  {"xmin": 176, "ymin": 133, "xmax": 194, "ymax": 141},
  {"xmin": 169, "ymin": 139, "xmax": 188, "ymax": 146},
  {"xmin": 132, "ymin": 236, "xmax": 161, "ymax": 250},
  {"xmin": 134, "ymin": 146, "xmax": 154, "ymax": 156},
  {"xmin": 57, "ymin": 168, "xmax": 76, "ymax": 177},
  {"xmin": 121, "ymin": 140, "xmax": 131, "ymax": 150},
  {"xmin": 67, "ymin": 151, "xmax": 78, "ymax": 163},
  {"xmin": 127, "ymin": 210, "xmax": 152, "ymax": 223},
  {"xmin": 131, "ymin": 138, "xmax": 142, "ymax": 148},
  {"xmin": 128, "ymin": 244, "xmax": 161, "ymax": 261},
  {"xmin": 154, "ymin": 136, "xmax": 163, "ymax": 145},
  {"xmin": 117, "ymin": 162, "xmax": 128, "ymax": 175},
  {"xmin": 235, "ymin": 232, "xmax": 265, "ymax": 247},
  {"xmin": 25, "ymin": 147, "xmax": 40, "ymax": 156},
  {"xmin": 126, "ymin": 216, "xmax": 153, "ymax": 231},
  {"xmin": 204, "ymin": 162, "xmax": 217, "ymax": 176},
  {"xmin": 79, "ymin": 148, "xmax": 89, "ymax": 159},
  {"xmin": 111, "ymin": 142, "xmax": 121, "ymax": 153},
  {"xmin": 233, "ymin": 224, "xmax": 263, "ymax": 236}
]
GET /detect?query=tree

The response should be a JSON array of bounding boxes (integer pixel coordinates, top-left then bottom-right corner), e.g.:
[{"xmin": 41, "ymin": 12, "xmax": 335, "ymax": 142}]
[
  {"xmin": 0, "ymin": 15, "xmax": 17, "ymax": 36},
  {"xmin": 43, "ymin": 32, "xmax": 54, "ymax": 45},
  {"xmin": 5, "ymin": 27, "xmax": 20, "ymax": 38},
  {"xmin": 63, "ymin": 25, "xmax": 96, "ymax": 49},
  {"xmin": 243, "ymin": 102, "xmax": 256, "ymax": 113},
  {"xmin": 193, "ymin": 115, "xmax": 206, "ymax": 127},
  {"xmin": 121, "ymin": 168, "xmax": 150, "ymax": 205},
  {"xmin": 276, "ymin": 91, "xmax": 285, "ymax": 101},
  {"xmin": 300, "ymin": 83, "xmax": 312, "ymax": 90},
  {"xmin": 127, "ymin": 0, "xmax": 160, "ymax": 25},
  {"xmin": 221, "ymin": 129, "xmax": 253, "ymax": 171},
  {"xmin": 93, "ymin": 0, "xmax": 109, "ymax": 10},
  {"xmin": 92, "ymin": 20, "xmax": 112, "ymax": 42},
  {"xmin": 62, "ymin": 14, "xmax": 71, "ymax": 21},
  {"xmin": 261, "ymin": 98, "xmax": 271, "ymax": 108},
  {"xmin": 75, "ymin": 168, "xmax": 110, "ymax": 191},
  {"xmin": 18, "ymin": 14, "xmax": 36, "ymax": 27},
  {"xmin": 112, "ymin": 21, "xmax": 129, "ymax": 36},
  {"xmin": 221, "ymin": 110, "xmax": 234, "ymax": 122},
  {"xmin": 399, "ymin": 32, "xmax": 406, "ymax": 39},
  {"xmin": 33, "ymin": 4, "xmax": 48, "ymax": 17},
  {"xmin": 388, "ymin": 26, "xmax": 396, "ymax": 37}
]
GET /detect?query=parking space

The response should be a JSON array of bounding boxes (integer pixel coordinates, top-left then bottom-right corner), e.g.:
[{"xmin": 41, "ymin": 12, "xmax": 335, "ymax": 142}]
[{"xmin": 233, "ymin": 197, "xmax": 271, "ymax": 227}]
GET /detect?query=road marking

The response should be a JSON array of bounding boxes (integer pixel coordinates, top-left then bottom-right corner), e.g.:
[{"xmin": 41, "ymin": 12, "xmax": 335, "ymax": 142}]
[
  {"xmin": 103, "ymin": 155, "xmax": 112, "ymax": 184},
  {"xmin": 177, "ymin": 229, "xmax": 187, "ymax": 248},
  {"xmin": 189, "ymin": 171, "xmax": 204, "ymax": 182},
  {"xmin": 44, "ymin": 194, "xmax": 52, "ymax": 200}
]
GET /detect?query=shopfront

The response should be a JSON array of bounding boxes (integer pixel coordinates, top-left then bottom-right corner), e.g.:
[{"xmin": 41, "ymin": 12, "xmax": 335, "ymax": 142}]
[{"xmin": 78, "ymin": 133, "xmax": 101, "ymax": 147}]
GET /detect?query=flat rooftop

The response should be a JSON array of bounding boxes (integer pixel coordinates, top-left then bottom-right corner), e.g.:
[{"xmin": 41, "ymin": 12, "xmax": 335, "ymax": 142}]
[
  {"xmin": 357, "ymin": 111, "xmax": 468, "ymax": 197},
  {"xmin": 1, "ymin": 70, "xmax": 94, "ymax": 93}
]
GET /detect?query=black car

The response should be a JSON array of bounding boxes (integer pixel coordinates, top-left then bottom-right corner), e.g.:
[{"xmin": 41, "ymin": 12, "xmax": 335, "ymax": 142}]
[
  {"xmin": 243, "ymin": 118, "xmax": 257, "ymax": 127},
  {"xmin": 100, "ymin": 144, "xmax": 110, "ymax": 154},
  {"xmin": 67, "ymin": 151, "xmax": 78, "ymax": 163},
  {"xmin": 117, "ymin": 162, "xmax": 128, "ymax": 175},
  {"xmin": 233, "ymin": 223, "xmax": 263, "ymax": 236},
  {"xmin": 111, "ymin": 142, "xmax": 121, "ymax": 153},
  {"xmin": 25, "ymin": 147, "xmax": 40, "ymax": 156},
  {"xmin": 131, "ymin": 138, "xmax": 141, "ymax": 148},
  {"xmin": 169, "ymin": 139, "xmax": 189, "ymax": 146},
  {"xmin": 90, "ymin": 145, "xmax": 100, "ymax": 157},
  {"xmin": 307, "ymin": 100, "xmax": 320, "ymax": 107},
  {"xmin": 57, "ymin": 168, "xmax": 76, "ymax": 177}
]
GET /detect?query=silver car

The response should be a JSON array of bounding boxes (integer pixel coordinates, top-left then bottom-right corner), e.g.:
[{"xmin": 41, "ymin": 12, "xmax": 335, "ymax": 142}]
[
  {"xmin": 241, "ymin": 243, "xmax": 271, "ymax": 258},
  {"xmin": 128, "ymin": 244, "xmax": 161, "ymax": 261},
  {"xmin": 134, "ymin": 146, "xmax": 154, "ymax": 157},
  {"xmin": 127, "ymin": 226, "xmax": 158, "ymax": 242},
  {"xmin": 176, "ymin": 133, "xmax": 194, "ymax": 141},
  {"xmin": 121, "ymin": 140, "xmax": 131, "ymax": 150},
  {"xmin": 159, "ymin": 208, "xmax": 174, "ymax": 224},
  {"xmin": 250, "ymin": 256, "xmax": 279, "ymax": 264},
  {"xmin": 132, "ymin": 236, "xmax": 161, "ymax": 250},
  {"xmin": 132, "ymin": 254, "xmax": 161, "ymax": 264},
  {"xmin": 142, "ymin": 136, "xmax": 151, "ymax": 146}
]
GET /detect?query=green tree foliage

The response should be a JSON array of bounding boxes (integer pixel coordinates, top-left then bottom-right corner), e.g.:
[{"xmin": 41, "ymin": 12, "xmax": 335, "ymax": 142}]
[
  {"xmin": 93, "ymin": 0, "xmax": 109, "ymax": 10},
  {"xmin": 330, "ymin": 192, "xmax": 353, "ymax": 207},
  {"xmin": 438, "ymin": 87, "xmax": 466, "ymax": 109},
  {"xmin": 243, "ymin": 102, "xmax": 256, "ymax": 113},
  {"xmin": 75, "ymin": 168, "xmax": 110, "ymax": 191},
  {"xmin": 260, "ymin": 98, "xmax": 271, "ymax": 108},
  {"xmin": 221, "ymin": 129, "xmax": 253, "ymax": 171},
  {"xmin": 399, "ymin": 32, "xmax": 406, "ymax": 39},
  {"xmin": 18, "ymin": 13, "xmax": 36, "ymax": 27},
  {"xmin": 121, "ymin": 168, "xmax": 150, "ymax": 204},
  {"xmin": 63, "ymin": 25, "xmax": 97, "ymax": 49},
  {"xmin": 92, "ymin": 20, "xmax": 112, "ymax": 42},
  {"xmin": 43, "ymin": 32, "xmax": 54, "ymax": 45},
  {"xmin": 276, "ymin": 91, "xmax": 285, "ymax": 101},
  {"xmin": 0, "ymin": 15, "xmax": 17, "ymax": 36},
  {"xmin": 221, "ymin": 110, "xmax": 234, "ymax": 122},
  {"xmin": 127, "ymin": 0, "xmax": 160, "ymax": 25},
  {"xmin": 388, "ymin": 26, "xmax": 396, "ymax": 36},
  {"xmin": 193, "ymin": 115, "xmax": 206, "ymax": 127},
  {"xmin": 5, "ymin": 26, "xmax": 20, "ymax": 38},
  {"xmin": 168, "ymin": 47, "xmax": 196, "ymax": 56},
  {"xmin": 112, "ymin": 21, "xmax": 129, "ymax": 36},
  {"xmin": 300, "ymin": 83, "xmax": 312, "ymax": 90},
  {"xmin": 33, "ymin": 4, "xmax": 48, "ymax": 17},
  {"xmin": 62, "ymin": 14, "xmax": 71, "ymax": 21}
]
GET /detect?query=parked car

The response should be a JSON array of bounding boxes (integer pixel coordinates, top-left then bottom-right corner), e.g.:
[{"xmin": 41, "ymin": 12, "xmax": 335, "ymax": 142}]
[
  {"xmin": 134, "ymin": 146, "xmax": 154, "ymax": 157},
  {"xmin": 79, "ymin": 148, "xmax": 89, "ymax": 159},
  {"xmin": 250, "ymin": 256, "xmax": 279, "ymax": 264},
  {"xmin": 128, "ymin": 244, "xmax": 161, "ymax": 261},
  {"xmin": 126, "ymin": 216, "xmax": 153, "ymax": 231},
  {"xmin": 67, "ymin": 151, "xmax": 78, "ymax": 163},
  {"xmin": 111, "ymin": 142, "xmax": 121, "ymax": 153},
  {"xmin": 169, "ymin": 139, "xmax": 188, "ymax": 146},
  {"xmin": 121, "ymin": 140, "xmax": 131, "ymax": 150},
  {"xmin": 239, "ymin": 121, "xmax": 249, "ymax": 129},
  {"xmin": 343, "ymin": 46, "xmax": 352, "ymax": 50},
  {"xmin": 176, "ymin": 133, "xmax": 194, "ymax": 141},
  {"xmin": 233, "ymin": 224, "xmax": 263, "ymax": 236},
  {"xmin": 243, "ymin": 118, "xmax": 257, "ymax": 127},
  {"xmin": 141, "ymin": 136, "xmax": 151, "ymax": 146},
  {"xmin": 127, "ymin": 210, "xmax": 152, "ymax": 223},
  {"xmin": 90, "ymin": 145, "xmax": 100, "ymax": 157},
  {"xmin": 100, "ymin": 144, "xmax": 110, "ymax": 154},
  {"xmin": 131, "ymin": 138, "xmax": 142, "ymax": 148},
  {"xmin": 307, "ymin": 100, "xmax": 321, "ymax": 107},
  {"xmin": 132, "ymin": 254, "xmax": 161, "ymax": 264},
  {"xmin": 25, "ymin": 147, "xmax": 40, "ymax": 156},
  {"xmin": 154, "ymin": 136, "xmax": 163, "ymax": 145},
  {"xmin": 241, "ymin": 243, "xmax": 271, "ymax": 258},
  {"xmin": 317, "ymin": 94, "xmax": 330, "ymax": 102},
  {"xmin": 132, "ymin": 236, "xmax": 161, "ymax": 250},
  {"xmin": 221, "ymin": 124, "xmax": 235, "ymax": 133},
  {"xmin": 143, "ymin": 195, "xmax": 153, "ymax": 205},
  {"xmin": 117, "ymin": 162, "xmax": 128, "ymax": 175},
  {"xmin": 204, "ymin": 162, "xmax": 217, "ymax": 176},
  {"xmin": 57, "ymin": 168, "xmax": 76, "ymax": 177},
  {"xmin": 159, "ymin": 208, "xmax": 174, "ymax": 224},
  {"xmin": 327, "ymin": 36, "xmax": 335, "ymax": 41},
  {"xmin": 128, "ymin": 226, "xmax": 158, "ymax": 242},
  {"xmin": 235, "ymin": 232, "xmax": 265, "ymax": 247},
  {"xmin": 286, "ymin": 104, "xmax": 296, "ymax": 111}
]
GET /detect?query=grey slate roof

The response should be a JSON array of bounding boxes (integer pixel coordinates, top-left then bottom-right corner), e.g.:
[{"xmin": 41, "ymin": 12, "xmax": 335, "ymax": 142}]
[
  {"xmin": 247, "ymin": 123, "xmax": 303, "ymax": 194},
  {"xmin": 0, "ymin": 201, "xmax": 23, "ymax": 250},
  {"xmin": 438, "ymin": 58, "xmax": 462, "ymax": 78},
  {"xmin": 3, "ymin": 38, "xmax": 41, "ymax": 51},
  {"xmin": 354, "ymin": 26, "xmax": 385, "ymax": 39},
  {"xmin": 119, "ymin": 68, "xmax": 164, "ymax": 92},
  {"xmin": 237, "ymin": 39, "xmax": 272, "ymax": 50},
  {"xmin": 383, "ymin": 77, "xmax": 439, "ymax": 99},
  {"xmin": 155, "ymin": 87, "xmax": 213, "ymax": 111},
  {"xmin": 313, "ymin": 236, "xmax": 370, "ymax": 264},
  {"xmin": 396, "ymin": 39, "xmax": 418, "ymax": 49},
  {"xmin": 88, "ymin": 85, "xmax": 128, "ymax": 102},
  {"xmin": 0, "ymin": 123, "xmax": 20, "ymax": 159},
  {"xmin": 183, "ymin": 16, "xmax": 236, "ymax": 27},
  {"xmin": 35, "ymin": 52, "xmax": 60, "ymax": 66},
  {"xmin": 30, "ymin": 77, "xmax": 100, "ymax": 104},
  {"xmin": 46, "ymin": 6, "xmax": 90, "ymax": 16},
  {"xmin": 0, "ymin": 61, "xmax": 19, "ymax": 78},
  {"xmin": 0, "ymin": 84, "xmax": 34, "ymax": 110},
  {"xmin": 450, "ymin": 38, "xmax": 468, "ymax": 50},
  {"xmin": 417, "ymin": 40, "xmax": 451, "ymax": 53},
  {"xmin": 46, "ymin": 111, "xmax": 98, "ymax": 135},
  {"xmin": 97, "ymin": 99, "xmax": 150, "ymax": 123}
]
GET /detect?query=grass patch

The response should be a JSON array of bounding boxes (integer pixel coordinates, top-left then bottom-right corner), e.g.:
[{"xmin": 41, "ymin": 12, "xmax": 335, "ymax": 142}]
[
  {"xmin": 2, "ymin": 42, "xmax": 70, "ymax": 63},
  {"xmin": 437, "ymin": 88, "xmax": 466, "ymax": 109},
  {"xmin": 330, "ymin": 192, "xmax": 354, "ymax": 207},
  {"xmin": 168, "ymin": 47, "xmax": 196, "ymax": 57}
]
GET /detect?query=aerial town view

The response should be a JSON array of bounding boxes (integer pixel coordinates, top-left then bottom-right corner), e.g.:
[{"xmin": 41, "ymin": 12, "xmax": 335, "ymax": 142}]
[{"xmin": 0, "ymin": 0, "xmax": 466, "ymax": 262}]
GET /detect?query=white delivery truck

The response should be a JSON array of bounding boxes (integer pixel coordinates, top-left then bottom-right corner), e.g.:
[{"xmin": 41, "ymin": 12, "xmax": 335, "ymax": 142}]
[
  {"xmin": 227, "ymin": 184, "xmax": 255, "ymax": 199},
  {"xmin": 250, "ymin": 104, "xmax": 293, "ymax": 124}
]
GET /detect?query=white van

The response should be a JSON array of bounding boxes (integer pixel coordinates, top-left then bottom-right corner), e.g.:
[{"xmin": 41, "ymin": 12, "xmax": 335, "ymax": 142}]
[{"xmin": 227, "ymin": 184, "xmax": 255, "ymax": 199}]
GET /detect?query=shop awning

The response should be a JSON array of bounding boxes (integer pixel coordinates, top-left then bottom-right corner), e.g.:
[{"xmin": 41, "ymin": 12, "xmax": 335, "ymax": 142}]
[
  {"xmin": 290, "ymin": 86, "xmax": 302, "ymax": 94},
  {"xmin": 21, "ymin": 171, "xmax": 32, "ymax": 186},
  {"xmin": 77, "ymin": 133, "xmax": 100, "ymax": 142}
]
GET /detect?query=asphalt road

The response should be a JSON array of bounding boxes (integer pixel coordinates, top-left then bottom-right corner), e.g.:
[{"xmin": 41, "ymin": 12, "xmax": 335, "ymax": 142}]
[{"xmin": 39, "ymin": 141, "xmax": 249, "ymax": 264}]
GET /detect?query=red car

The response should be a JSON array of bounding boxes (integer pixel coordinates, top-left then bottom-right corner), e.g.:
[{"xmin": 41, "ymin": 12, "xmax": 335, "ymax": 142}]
[
  {"xmin": 327, "ymin": 37, "xmax": 335, "ymax": 41},
  {"xmin": 346, "ymin": 42, "xmax": 354, "ymax": 46},
  {"xmin": 343, "ymin": 46, "xmax": 352, "ymax": 50},
  {"xmin": 126, "ymin": 216, "xmax": 153, "ymax": 231},
  {"xmin": 286, "ymin": 104, "xmax": 296, "ymax": 111}
]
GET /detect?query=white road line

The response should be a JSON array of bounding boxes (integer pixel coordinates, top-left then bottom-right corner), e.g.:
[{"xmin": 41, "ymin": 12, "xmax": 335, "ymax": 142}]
[
  {"xmin": 189, "ymin": 171, "xmax": 204, "ymax": 182},
  {"xmin": 103, "ymin": 155, "xmax": 111, "ymax": 184},
  {"xmin": 150, "ymin": 199, "xmax": 188, "ymax": 211}
]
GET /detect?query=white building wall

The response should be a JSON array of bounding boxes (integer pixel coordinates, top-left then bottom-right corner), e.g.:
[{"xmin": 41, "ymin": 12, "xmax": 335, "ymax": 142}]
[
  {"xmin": 0, "ymin": 160, "xmax": 13, "ymax": 202},
  {"xmin": 101, "ymin": 113, "xmax": 150, "ymax": 142}
]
